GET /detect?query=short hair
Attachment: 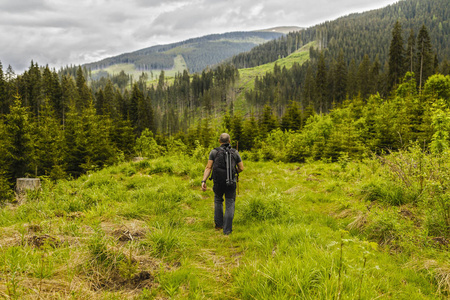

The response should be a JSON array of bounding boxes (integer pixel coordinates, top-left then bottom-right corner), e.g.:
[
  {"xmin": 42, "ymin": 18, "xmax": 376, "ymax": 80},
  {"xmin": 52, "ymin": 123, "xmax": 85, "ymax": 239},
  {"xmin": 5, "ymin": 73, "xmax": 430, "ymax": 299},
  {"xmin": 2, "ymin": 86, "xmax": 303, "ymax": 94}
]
[{"xmin": 219, "ymin": 133, "xmax": 231, "ymax": 144}]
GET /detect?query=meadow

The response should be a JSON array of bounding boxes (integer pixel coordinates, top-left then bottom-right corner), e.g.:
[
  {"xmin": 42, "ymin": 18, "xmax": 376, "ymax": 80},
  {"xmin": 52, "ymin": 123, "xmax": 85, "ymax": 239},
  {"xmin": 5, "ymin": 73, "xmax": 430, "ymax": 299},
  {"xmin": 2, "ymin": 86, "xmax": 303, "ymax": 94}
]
[{"xmin": 0, "ymin": 150, "xmax": 449, "ymax": 299}]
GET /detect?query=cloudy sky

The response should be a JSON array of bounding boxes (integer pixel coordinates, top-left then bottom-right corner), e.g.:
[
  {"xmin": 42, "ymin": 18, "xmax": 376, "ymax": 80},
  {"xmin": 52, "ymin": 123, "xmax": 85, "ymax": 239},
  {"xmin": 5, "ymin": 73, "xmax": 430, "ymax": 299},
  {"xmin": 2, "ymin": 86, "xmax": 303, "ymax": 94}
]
[{"xmin": 0, "ymin": 0, "xmax": 399, "ymax": 73}]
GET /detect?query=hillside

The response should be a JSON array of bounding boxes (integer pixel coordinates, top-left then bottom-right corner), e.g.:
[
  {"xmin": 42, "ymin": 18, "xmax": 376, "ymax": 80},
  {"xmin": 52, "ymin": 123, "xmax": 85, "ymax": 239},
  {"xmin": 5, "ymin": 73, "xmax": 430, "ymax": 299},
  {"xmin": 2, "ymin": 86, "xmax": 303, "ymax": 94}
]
[
  {"xmin": 1, "ymin": 155, "xmax": 449, "ymax": 298},
  {"xmin": 85, "ymin": 31, "xmax": 286, "ymax": 78},
  {"xmin": 232, "ymin": 0, "xmax": 449, "ymax": 68}
]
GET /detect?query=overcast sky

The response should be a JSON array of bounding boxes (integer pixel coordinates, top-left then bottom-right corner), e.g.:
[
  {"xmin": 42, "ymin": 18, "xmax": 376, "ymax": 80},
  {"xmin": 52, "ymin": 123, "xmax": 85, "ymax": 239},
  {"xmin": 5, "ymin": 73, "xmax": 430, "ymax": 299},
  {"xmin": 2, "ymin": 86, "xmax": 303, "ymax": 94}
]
[{"xmin": 0, "ymin": 0, "xmax": 399, "ymax": 73}]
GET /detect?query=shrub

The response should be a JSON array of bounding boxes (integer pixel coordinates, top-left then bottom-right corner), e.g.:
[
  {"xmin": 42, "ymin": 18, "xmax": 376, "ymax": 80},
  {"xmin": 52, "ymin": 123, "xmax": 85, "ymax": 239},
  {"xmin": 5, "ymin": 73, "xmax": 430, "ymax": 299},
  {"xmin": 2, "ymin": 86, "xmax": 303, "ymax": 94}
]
[
  {"xmin": 239, "ymin": 193, "xmax": 289, "ymax": 222},
  {"xmin": 134, "ymin": 129, "xmax": 162, "ymax": 159}
]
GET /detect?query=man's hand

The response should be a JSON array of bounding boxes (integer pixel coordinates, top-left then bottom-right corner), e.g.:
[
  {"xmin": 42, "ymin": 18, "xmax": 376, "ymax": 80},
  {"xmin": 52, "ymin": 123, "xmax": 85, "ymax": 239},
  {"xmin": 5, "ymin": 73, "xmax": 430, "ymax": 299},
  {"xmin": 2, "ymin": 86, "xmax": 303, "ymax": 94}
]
[{"xmin": 202, "ymin": 160, "xmax": 213, "ymax": 192}]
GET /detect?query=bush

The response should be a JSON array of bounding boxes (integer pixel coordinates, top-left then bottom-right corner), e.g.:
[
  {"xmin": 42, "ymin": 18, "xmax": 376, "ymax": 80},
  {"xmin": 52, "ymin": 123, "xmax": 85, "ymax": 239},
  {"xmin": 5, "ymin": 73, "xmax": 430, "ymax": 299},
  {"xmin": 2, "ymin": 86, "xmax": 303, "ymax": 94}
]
[
  {"xmin": 134, "ymin": 129, "xmax": 162, "ymax": 159},
  {"xmin": 361, "ymin": 180, "xmax": 415, "ymax": 206},
  {"xmin": 239, "ymin": 193, "xmax": 289, "ymax": 222}
]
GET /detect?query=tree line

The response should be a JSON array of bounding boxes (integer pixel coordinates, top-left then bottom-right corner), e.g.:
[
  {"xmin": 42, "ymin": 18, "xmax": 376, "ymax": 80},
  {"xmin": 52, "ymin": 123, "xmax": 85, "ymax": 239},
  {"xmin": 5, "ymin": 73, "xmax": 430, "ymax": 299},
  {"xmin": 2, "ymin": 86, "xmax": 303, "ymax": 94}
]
[{"xmin": 0, "ymin": 60, "xmax": 244, "ymax": 199}]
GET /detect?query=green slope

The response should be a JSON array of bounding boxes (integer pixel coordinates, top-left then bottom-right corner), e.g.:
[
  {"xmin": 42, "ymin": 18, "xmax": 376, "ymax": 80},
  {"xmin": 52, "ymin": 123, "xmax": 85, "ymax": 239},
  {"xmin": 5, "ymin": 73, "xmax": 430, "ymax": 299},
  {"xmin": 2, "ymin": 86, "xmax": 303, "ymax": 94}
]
[
  {"xmin": 0, "ymin": 155, "xmax": 446, "ymax": 298},
  {"xmin": 234, "ymin": 42, "xmax": 314, "ymax": 110}
]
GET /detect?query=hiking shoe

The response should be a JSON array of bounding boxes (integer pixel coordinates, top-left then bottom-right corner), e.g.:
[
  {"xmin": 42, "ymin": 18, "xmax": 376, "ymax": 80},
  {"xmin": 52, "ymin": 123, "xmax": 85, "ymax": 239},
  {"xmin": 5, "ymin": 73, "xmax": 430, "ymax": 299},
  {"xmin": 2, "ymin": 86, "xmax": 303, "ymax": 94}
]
[{"xmin": 215, "ymin": 226, "xmax": 223, "ymax": 230}]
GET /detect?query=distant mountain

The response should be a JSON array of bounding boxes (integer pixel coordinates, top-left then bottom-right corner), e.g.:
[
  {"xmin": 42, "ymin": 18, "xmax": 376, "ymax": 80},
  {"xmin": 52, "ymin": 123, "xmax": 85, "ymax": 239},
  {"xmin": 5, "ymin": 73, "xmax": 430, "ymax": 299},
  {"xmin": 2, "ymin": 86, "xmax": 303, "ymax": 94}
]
[{"xmin": 84, "ymin": 30, "xmax": 294, "ymax": 75}]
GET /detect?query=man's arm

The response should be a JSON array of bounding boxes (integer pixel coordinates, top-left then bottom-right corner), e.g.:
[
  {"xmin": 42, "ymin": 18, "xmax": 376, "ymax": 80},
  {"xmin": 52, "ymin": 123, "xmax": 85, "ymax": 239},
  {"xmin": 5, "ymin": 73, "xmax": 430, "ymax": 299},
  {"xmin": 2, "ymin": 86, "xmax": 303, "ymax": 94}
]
[
  {"xmin": 201, "ymin": 160, "xmax": 213, "ymax": 191},
  {"xmin": 237, "ymin": 161, "xmax": 244, "ymax": 173}
]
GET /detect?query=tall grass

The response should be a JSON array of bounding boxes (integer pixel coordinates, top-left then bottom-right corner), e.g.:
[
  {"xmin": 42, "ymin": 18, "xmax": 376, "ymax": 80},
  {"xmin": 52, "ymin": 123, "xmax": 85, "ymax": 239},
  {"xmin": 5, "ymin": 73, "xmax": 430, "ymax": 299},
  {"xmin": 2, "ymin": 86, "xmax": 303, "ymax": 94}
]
[{"xmin": 0, "ymin": 155, "xmax": 448, "ymax": 298}]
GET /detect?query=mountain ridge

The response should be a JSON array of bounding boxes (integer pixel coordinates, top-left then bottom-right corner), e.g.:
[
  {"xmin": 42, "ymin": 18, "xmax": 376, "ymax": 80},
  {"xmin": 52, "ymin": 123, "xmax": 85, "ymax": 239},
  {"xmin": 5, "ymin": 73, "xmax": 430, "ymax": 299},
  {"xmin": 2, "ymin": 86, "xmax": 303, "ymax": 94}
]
[{"xmin": 84, "ymin": 29, "xmax": 295, "ymax": 76}]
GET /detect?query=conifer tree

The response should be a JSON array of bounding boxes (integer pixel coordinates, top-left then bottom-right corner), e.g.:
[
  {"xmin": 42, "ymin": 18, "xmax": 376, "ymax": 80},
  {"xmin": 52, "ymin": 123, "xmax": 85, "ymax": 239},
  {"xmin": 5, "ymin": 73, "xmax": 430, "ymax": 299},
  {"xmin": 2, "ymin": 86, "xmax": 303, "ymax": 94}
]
[
  {"xmin": 76, "ymin": 66, "xmax": 92, "ymax": 110},
  {"xmin": 95, "ymin": 89, "xmax": 106, "ymax": 115},
  {"xmin": 388, "ymin": 21, "xmax": 405, "ymax": 90},
  {"xmin": 64, "ymin": 102, "xmax": 117, "ymax": 176},
  {"xmin": 259, "ymin": 105, "xmax": 278, "ymax": 138},
  {"xmin": 230, "ymin": 112, "xmax": 243, "ymax": 146},
  {"xmin": 357, "ymin": 54, "xmax": 371, "ymax": 99},
  {"xmin": 369, "ymin": 55, "xmax": 381, "ymax": 95},
  {"xmin": 18, "ymin": 61, "xmax": 42, "ymax": 116},
  {"xmin": 103, "ymin": 80, "xmax": 119, "ymax": 119},
  {"xmin": 61, "ymin": 75, "xmax": 79, "ymax": 123},
  {"xmin": 34, "ymin": 99, "xmax": 67, "ymax": 179},
  {"xmin": 0, "ymin": 119, "xmax": 13, "ymax": 200},
  {"xmin": 0, "ymin": 61, "xmax": 7, "ymax": 115},
  {"xmin": 416, "ymin": 25, "xmax": 434, "ymax": 90},
  {"xmin": 241, "ymin": 113, "xmax": 259, "ymax": 150},
  {"xmin": 315, "ymin": 52, "xmax": 327, "ymax": 113},
  {"xmin": 347, "ymin": 59, "xmax": 358, "ymax": 99},
  {"xmin": 129, "ymin": 83, "xmax": 143, "ymax": 129},
  {"xmin": 5, "ymin": 96, "xmax": 34, "ymax": 179},
  {"xmin": 302, "ymin": 64, "xmax": 315, "ymax": 107},
  {"xmin": 405, "ymin": 29, "xmax": 416, "ymax": 74},
  {"xmin": 42, "ymin": 66, "xmax": 62, "ymax": 116},
  {"xmin": 281, "ymin": 101, "xmax": 302, "ymax": 132},
  {"xmin": 333, "ymin": 49, "xmax": 347, "ymax": 103},
  {"xmin": 63, "ymin": 105, "xmax": 85, "ymax": 176}
]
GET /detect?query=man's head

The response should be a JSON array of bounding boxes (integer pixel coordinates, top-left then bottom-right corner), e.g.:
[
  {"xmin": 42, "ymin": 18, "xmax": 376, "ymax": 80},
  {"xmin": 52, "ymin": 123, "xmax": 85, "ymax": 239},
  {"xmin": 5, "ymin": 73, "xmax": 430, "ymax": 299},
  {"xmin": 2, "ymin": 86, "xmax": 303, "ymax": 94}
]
[{"xmin": 219, "ymin": 133, "xmax": 231, "ymax": 144}]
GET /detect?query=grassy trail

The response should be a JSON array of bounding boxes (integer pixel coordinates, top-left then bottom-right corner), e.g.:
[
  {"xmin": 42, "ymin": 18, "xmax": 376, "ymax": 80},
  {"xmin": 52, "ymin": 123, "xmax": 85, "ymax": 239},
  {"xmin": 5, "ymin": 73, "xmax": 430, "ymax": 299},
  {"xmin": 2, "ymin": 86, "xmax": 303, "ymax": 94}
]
[{"xmin": 0, "ymin": 157, "xmax": 446, "ymax": 299}]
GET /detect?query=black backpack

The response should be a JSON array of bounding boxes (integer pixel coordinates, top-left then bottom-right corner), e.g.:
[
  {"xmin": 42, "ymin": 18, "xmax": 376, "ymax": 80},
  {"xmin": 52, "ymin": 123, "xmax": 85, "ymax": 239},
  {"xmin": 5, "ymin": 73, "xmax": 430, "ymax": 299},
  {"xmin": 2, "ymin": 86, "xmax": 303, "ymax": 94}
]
[{"xmin": 211, "ymin": 145, "xmax": 238, "ymax": 186}]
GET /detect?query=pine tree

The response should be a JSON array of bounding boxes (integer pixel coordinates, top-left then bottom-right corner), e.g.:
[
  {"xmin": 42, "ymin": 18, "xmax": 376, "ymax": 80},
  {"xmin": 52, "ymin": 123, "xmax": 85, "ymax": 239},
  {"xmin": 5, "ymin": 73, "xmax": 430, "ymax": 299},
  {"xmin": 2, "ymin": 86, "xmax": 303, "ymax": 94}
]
[
  {"xmin": 241, "ymin": 113, "xmax": 259, "ymax": 150},
  {"xmin": 302, "ymin": 64, "xmax": 315, "ymax": 107},
  {"xmin": 347, "ymin": 59, "xmax": 358, "ymax": 99},
  {"xmin": 34, "ymin": 100, "xmax": 67, "ymax": 180},
  {"xmin": 315, "ymin": 52, "xmax": 328, "ymax": 113},
  {"xmin": 281, "ymin": 101, "xmax": 302, "ymax": 132},
  {"xmin": 129, "ymin": 83, "xmax": 143, "ymax": 129},
  {"xmin": 0, "ymin": 61, "xmax": 7, "ymax": 115},
  {"xmin": 61, "ymin": 75, "xmax": 79, "ymax": 123},
  {"xmin": 63, "ymin": 105, "xmax": 85, "ymax": 176},
  {"xmin": 76, "ymin": 66, "xmax": 92, "ymax": 110},
  {"xmin": 230, "ymin": 112, "xmax": 243, "ymax": 146},
  {"xmin": 333, "ymin": 49, "xmax": 347, "ymax": 104},
  {"xmin": 5, "ymin": 96, "xmax": 34, "ymax": 179},
  {"xmin": 416, "ymin": 25, "xmax": 434, "ymax": 90},
  {"xmin": 388, "ymin": 21, "xmax": 405, "ymax": 90},
  {"xmin": 405, "ymin": 29, "xmax": 416, "ymax": 74},
  {"xmin": 42, "ymin": 66, "xmax": 62, "ymax": 116},
  {"xmin": 0, "ymin": 119, "xmax": 13, "ymax": 201},
  {"xmin": 357, "ymin": 54, "xmax": 371, "ymax": 99},
  {"xmin": 369, "ymin": 55, "xmax": 381, "ymax": 95},
  {"xmin": 259, "ymin": 105, "xmax": 278, "ymax": 138}
]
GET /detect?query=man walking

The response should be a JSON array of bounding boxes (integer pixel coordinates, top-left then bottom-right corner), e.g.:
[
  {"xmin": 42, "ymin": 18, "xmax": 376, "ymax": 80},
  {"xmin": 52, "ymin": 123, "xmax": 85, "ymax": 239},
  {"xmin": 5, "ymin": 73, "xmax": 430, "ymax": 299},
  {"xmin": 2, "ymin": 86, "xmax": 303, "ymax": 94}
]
[{"xmin": 201, "ymin": 133, "xmax": 244, "ymax": 235}]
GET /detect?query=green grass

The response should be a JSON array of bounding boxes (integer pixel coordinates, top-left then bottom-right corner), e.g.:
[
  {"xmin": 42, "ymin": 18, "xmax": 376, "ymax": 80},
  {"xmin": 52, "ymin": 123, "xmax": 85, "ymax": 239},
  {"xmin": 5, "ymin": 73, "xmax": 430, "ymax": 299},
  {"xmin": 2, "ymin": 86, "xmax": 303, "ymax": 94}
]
[{"xmin": 0, "ymin": 156, "xmax": 448, "ymax": 299}]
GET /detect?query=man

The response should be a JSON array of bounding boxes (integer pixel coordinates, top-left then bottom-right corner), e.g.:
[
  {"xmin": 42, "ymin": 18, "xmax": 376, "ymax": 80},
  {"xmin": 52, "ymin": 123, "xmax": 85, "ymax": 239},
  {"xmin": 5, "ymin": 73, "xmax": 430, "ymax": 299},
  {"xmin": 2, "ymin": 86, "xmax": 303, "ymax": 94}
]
[{"xmin": 201, "ymin": 133, "xmax": 244, "ymax": 235}]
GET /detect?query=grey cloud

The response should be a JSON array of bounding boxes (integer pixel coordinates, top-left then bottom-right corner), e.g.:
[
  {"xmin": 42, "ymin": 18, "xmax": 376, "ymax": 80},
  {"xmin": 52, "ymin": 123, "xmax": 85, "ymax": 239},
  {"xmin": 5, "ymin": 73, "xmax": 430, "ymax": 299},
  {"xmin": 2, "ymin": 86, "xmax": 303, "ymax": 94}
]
[
  {"xmin": 0, "ymin": 0, "xmax": 399, "ymax": 73},
  {"xmin": 0, "ymin": 0, "xmax": 52, "ymax": 13},
  {"xmin": 133, "ymin": 0, "xmax": 193, "ymax": 8}
]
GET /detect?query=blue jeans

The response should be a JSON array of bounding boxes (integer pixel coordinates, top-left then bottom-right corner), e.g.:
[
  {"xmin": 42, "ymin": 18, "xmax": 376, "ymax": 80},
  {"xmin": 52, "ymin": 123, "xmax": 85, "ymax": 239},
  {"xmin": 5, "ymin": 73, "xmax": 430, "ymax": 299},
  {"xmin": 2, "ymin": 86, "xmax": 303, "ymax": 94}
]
[{"xmin": 213, "ymin": 183, "xmax": 236, "ymax": 235}]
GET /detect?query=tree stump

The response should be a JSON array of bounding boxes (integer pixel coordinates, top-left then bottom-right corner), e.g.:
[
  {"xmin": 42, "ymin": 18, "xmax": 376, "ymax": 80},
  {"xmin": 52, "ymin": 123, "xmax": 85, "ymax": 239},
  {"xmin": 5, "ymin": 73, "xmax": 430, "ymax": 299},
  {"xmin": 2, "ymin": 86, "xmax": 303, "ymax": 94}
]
[
  {"xmin": 16, "ymin": 178, "xmax": 41, "ymax": 202},
  {"xmin": 132, "ymin": 157, "xmax": 146, "ymax": 162}
]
